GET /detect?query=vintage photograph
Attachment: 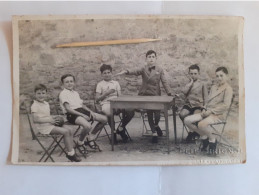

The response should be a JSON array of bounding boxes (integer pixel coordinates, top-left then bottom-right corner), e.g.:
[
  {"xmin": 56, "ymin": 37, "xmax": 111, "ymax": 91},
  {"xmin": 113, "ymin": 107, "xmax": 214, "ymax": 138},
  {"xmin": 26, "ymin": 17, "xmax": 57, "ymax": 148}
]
[{"xmin": 12, "ymin": 15, "xmax": 245, "ymax": 165}]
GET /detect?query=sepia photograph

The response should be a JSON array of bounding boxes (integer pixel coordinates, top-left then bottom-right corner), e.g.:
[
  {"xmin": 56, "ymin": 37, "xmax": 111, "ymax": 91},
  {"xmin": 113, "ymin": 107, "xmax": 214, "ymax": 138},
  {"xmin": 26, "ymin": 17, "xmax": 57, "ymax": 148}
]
[{"xmin": 12, "ymin": 15, "xmax": 245, "ymax": 165}]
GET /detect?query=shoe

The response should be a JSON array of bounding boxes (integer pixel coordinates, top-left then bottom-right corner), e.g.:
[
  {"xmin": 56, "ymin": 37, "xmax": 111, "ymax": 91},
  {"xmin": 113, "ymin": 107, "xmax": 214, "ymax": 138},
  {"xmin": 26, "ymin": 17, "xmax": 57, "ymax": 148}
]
[
  {"xmin": 66, "ymin": 153, "xmax": 82, "ymax": 162},
  {"xmin": 186, "ymin": 132, "xmax": 200, "ymax": 143},
  {"xmin": 155, "ymin": 126, "xmax": 163, "ymax": 136},
  {"xmin": 200, "ymin": 138, "xmax": 209, "ymax": 152},
  {"xmin": 185, "ymin": 132, "xmax": 195, "ymax": 143},
  {"xmin": 208, "ymin": 140, "xmax": 218, "ymax": 155},
  {"xmin": 84, "ymin": 138, "xmax": 101, "ymax": 151},
  {"xmin": 117, "ymin": 129, "xmax": 128, "ymax": 143},
  {"xmin": 192, "ymin": 132, "xmax": 200, "ymax": 140},
  {"xmin": 152, "ymin": 136, "xmax": 158, "ymax": 143}
]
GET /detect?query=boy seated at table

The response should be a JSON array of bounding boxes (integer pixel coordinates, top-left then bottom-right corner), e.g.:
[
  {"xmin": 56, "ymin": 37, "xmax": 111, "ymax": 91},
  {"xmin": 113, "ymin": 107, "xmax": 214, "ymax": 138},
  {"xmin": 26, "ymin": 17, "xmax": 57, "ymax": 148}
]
[
  {"xmin": 31, "ymin": 84, "xmax": 81, "ymax": 162},
  {"xmin": 180, "ymin": 64, "xmax": 208, "ymax": 143},
  {"xmin": 95, "ymin": 64, "xmax": 135, "ymax": 143},
  {"xmin": 184, "ymin": 67, "xmax": 233, "ymax": 154},
  {"xmin": 59, "ymin": 74, "xmax": 107, "ymax": 150},
  {"xmin": 115, "ymin": 50, "xmax": 172, "ymax": 143}
]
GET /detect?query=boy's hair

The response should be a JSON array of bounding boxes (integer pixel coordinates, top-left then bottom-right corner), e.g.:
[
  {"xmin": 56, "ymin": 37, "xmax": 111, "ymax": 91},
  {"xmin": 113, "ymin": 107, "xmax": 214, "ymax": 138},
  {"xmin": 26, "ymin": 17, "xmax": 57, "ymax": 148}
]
[
  {"xmin": 61, "ymin": 74, "xmax": 75, "ymax": 83},
  {"xmin": 216, "ymin": 66, "xmax": 228, "ymax": 75},
  {"xmin": 34, "ymin": 84, "xmax": 47, "ymax": 93},
  {"xmin": 146, "ymin": 50, "xmax": 156, "ymax": 58},
  {"xmin": 189, "ymin": 64, "xmax": 200, "ymax": 72},
  {"xmin": 100, "ymin": 64, "xmax": 112, "ymax": 73}
]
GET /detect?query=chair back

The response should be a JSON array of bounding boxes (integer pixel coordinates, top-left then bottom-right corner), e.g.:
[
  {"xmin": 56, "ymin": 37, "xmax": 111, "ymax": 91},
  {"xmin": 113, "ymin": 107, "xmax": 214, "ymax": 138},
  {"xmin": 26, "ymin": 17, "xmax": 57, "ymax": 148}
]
[
  {"xmin": 223, "ymin": 94, "xmax": 235, "ymax": 123},
  {"xmin": 20, "ymin": 99, "xmax": 37, "ymax": 140}
]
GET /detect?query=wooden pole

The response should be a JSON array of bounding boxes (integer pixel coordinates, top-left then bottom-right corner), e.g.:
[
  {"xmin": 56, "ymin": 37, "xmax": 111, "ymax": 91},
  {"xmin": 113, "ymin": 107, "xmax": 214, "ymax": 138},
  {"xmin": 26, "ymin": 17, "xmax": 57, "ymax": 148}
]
[{"xmin": 56, "ymin": 38, "xmax": 161, "ymax": 48}]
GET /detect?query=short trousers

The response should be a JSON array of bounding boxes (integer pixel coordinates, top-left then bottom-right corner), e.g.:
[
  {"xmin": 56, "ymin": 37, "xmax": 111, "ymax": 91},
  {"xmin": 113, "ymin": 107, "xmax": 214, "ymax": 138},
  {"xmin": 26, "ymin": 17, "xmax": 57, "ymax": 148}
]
[
  {"xmin": 66, "ymin": 107, "xmax": 93, "ymax": 125},
  {"xmin": 182, "ymin": 105, "xmax": 203, "ymax": 115}
]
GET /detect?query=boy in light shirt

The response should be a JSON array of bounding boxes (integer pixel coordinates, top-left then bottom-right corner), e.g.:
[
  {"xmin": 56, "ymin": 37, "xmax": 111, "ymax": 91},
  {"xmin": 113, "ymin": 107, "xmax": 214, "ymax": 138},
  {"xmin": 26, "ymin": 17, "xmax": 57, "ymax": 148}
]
[{"xmin": 59, "ymin": 74, "xmax": 107, "ymax": 150}]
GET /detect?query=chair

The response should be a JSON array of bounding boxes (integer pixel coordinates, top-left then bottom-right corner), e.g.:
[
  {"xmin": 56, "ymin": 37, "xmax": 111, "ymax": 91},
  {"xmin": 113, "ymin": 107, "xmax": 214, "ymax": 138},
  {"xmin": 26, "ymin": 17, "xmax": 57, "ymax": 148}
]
[
  {"xmin": 21, "ymin": 100, "xmax": 67, "ymax": 162},
  {"xmin": 210, "ymin": 95, "xmax": 237, "ymax": 151},
  {"xmin": 140, "ymin": 110, "xmax": 169, "ymax": 137},
  {"xmin": 94, "ymin": 101, "xmax": 132, "ymax": 143}
]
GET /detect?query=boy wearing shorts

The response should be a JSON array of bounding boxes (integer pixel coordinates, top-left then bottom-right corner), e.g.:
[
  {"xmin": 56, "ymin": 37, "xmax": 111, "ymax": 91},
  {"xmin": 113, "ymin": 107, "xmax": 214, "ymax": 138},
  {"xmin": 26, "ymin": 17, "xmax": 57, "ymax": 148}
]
[
  {"xmin": 59, "ymin": 74, "xmax": 107, "ymax": 149},
  {"xmin": 31, "ymin": 84, "xmax": 81, "ymax": 162},
  {"xmin": 180, "ymin": 64, "xmax": 208, "ymax": 143}
]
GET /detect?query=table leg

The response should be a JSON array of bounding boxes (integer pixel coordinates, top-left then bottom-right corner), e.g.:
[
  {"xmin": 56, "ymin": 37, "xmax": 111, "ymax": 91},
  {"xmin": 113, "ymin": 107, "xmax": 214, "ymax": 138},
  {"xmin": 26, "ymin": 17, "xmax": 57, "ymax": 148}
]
[
  {"xmin": 172, "ymin": 98, "xmax": 177, "ymax": 144},
  {"xmin": 164, "ymin": 108, "xmax": 170, "ymax": 154},
  {"xmin": 110, "ymin": 107, "xmax": 115, "ymax": 151}
]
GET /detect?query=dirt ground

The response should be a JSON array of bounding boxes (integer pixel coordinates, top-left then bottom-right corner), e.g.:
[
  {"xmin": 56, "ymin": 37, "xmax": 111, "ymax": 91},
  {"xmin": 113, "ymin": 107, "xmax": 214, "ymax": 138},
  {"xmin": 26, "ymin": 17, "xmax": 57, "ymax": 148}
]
[{"xmin": 18, "ymin": 113, "xmax": 240, "ymax": 165}]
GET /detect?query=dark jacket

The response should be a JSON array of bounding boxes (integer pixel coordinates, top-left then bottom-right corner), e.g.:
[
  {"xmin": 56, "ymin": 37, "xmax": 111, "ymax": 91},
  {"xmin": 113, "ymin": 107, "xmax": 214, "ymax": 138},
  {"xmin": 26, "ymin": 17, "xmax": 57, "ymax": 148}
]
[{"xmin": 126, "ymin": 65, "xmax": 171, "ymax": 96}]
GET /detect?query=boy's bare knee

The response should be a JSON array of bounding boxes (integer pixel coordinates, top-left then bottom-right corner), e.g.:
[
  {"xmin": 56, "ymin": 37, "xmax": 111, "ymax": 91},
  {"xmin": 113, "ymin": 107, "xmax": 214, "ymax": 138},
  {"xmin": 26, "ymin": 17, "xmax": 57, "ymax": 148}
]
[
  {"xmin": 198, "ymin": 121, "xmax": 207, "ymax": 129},
  {"xmin": 82, "ymin": 123, "xmax": 91, "ymax": 130},
  {"xmin": 184, "ymin": 117, "xmax": 191, "ymax": 125},
  {"xmin": 101, "ymin": 116, "xmax": 108, "ymax": 123}
]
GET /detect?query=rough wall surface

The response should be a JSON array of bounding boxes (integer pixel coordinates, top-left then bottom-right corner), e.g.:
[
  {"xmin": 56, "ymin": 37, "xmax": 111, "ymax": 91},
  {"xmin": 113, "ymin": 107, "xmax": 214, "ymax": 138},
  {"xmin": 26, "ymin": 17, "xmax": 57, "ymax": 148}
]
[{"xmin": 18, "ymin": 18, "xmax": 239, "ymax": 113}]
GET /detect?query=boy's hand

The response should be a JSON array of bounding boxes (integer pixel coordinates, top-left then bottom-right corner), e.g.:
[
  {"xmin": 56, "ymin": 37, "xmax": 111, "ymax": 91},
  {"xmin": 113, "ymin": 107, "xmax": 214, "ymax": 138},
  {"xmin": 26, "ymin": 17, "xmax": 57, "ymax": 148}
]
[
  {"xmin": 50, "ymin": 117, "xmax": 59, "ymax": 125},
  {"xmin": 201, "ymin": 110, "xmax": 211, "ymax": 118},
  {"xmin": 81, "ymin": 114, "xmax": 90, "ymax": 121},
  {"xmin": 104, "ymin": 89, "xmax": 116, "ymax": 96}
]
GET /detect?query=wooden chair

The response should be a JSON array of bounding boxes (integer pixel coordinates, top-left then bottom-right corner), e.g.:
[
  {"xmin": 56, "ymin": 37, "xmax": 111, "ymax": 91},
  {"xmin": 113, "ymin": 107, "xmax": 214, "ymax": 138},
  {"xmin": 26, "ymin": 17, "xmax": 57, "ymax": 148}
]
[{"xmin": 21, "ymin": 100, "xmax": 67, "ymax": 162}]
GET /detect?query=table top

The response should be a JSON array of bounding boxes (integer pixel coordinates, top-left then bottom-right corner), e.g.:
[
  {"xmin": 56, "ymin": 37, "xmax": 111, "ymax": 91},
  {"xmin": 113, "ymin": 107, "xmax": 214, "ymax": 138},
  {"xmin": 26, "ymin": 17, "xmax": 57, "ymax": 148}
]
[{"xmin": 109, "ymin": 95, "xmax": 174, "ymax": 103}]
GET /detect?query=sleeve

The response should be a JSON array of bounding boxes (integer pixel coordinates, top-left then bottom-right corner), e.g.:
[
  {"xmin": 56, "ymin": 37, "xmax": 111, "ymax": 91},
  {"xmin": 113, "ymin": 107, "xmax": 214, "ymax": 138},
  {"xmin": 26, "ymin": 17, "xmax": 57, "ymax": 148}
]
[
  {"xmin": 59, "ymin": 91, "xmax": 70, "ymax": 106},
  {"xmin": 160, "ymin": 69, "xmax": 171, "ymax": 95},
  {"xmin": 126, "ymin": 67, "xmax": 144, "ymax": 76},
  {"xmin": 210, "ymin": 86, "xmax": 233, "ymax": 115},
  {"xmin": 96, "ymin": 82, "xmax": 102, "ymax": 94},
  {"xmin": 31, "ymin": 103, "xmax": 38, "ymax": 113}
]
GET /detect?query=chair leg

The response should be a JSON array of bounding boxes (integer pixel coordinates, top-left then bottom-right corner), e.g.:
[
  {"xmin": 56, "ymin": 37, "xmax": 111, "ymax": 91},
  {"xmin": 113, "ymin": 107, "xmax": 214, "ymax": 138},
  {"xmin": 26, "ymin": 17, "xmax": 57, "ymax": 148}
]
[
  {"xmin": 74, "ymin": 140, "xmax": 87, "ymax": 158},
  {"xmin": 211, "ymin": 125, "xmax": 238, "ymax": 151},
  {"xmin": 37, "ymin": 138, "xmax": 55, "ymax": 162},
  {"xmin": 45, "ymin": 136, "xmax": 66, "ymax": 162}
]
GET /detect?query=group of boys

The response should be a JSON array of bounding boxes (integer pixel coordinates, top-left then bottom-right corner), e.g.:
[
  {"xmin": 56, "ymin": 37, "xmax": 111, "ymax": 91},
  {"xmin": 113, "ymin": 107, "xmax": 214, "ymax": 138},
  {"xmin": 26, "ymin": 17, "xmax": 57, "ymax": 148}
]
[{"xmin": 31, "ymin": 49, "xmax": 232, "ymax": 162}]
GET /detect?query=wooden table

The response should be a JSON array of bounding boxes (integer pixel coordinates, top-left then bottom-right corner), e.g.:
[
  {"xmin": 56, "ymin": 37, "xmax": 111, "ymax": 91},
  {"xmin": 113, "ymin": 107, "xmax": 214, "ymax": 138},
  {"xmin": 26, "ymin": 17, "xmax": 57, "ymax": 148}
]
[{"xmin": 110, "ymin": 96, "xmax": 177, "ymax": 154}]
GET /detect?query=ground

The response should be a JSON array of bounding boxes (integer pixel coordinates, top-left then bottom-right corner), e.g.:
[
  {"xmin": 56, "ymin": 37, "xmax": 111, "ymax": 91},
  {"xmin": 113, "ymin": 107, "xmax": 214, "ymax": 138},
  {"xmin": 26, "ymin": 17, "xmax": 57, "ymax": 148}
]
[{"xmin": 18, "ymin": 112, "xmax": 240, "ymax": 165}]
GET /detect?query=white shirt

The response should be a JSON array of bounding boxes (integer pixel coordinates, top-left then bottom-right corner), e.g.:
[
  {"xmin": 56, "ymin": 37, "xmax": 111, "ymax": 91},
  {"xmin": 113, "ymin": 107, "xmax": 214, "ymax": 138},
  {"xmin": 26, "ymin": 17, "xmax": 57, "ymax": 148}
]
[
  {"xmin": 59, "ymin": 88, "xmax": 83, "ymax": 114},
  {"xmin": 96, "ymin": 80, "xmax": 121, "ymax": 105},
  {"xmin": 31, "ymin": 100, "xmax": 54, "ymax": 134}
]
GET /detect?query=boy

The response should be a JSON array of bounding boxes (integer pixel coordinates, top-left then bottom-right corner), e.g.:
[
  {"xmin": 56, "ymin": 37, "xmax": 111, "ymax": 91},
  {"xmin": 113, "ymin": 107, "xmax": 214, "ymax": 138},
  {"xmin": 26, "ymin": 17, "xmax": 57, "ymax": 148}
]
[
  {"xmin": 184, "ymin": 67, "xmax": 233, "ymax": 154},
  {"xmin": 180, "ymin": 64, "xmax": 208, "ymax": 143},
  {"xmin": 31, "ymin": 84, "xmax": 81, "ymax": 162},
  {"xmin": 116, "ymin": 50, "xmax": 172, "ymax": 143},
  {"xmin": 59, "ymin": 74, "xmax": 107, "ymax": 150},
  {"xmin": 95, "ymin": 64, "xmax": 134, "ymax": 143}
]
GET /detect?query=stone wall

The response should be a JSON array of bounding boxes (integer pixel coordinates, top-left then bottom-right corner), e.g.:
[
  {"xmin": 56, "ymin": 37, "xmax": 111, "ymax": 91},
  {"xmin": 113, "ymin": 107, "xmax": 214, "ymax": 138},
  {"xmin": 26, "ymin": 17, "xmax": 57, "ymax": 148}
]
[{"xmin": 18, "ymin": 18, "xmax": 240, "ymax": 114}]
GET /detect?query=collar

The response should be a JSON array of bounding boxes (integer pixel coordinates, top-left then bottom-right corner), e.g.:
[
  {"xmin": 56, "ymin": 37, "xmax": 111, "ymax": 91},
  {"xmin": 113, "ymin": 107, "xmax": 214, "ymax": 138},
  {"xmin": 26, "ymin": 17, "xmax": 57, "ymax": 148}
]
[
  {"xmin": 63, "ymin": 88, "xmax": 75, "ymax": 92},
  {"xmin": 102, "ymin": 79, "xmax": 114, "ymax": 83},
  {"xmin": 147, "ymin": 65, "xmax": 156, "ymax": 71},
  {"xmin": 34, "ymin": 100, "xmax": 48, "ymax": 105}
]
